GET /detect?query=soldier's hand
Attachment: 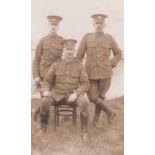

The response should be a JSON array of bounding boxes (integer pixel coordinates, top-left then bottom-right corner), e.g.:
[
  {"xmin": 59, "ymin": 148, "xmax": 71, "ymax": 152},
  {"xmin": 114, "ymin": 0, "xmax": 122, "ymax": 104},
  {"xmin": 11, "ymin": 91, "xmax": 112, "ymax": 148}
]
[
  {"xmin": 111, "ymin": 60, "xmax": 116, "ymax": 68},
  {"xmin": 42, "ymin": 90, "xmax": 51, "ymax": 97},
  {"xmin": 68, "ymin": 93, "xmax": 77, "ymax": 103},
  {"xmin": 34, "ymin": 77, "xmax": 41, "ymax": 84}
]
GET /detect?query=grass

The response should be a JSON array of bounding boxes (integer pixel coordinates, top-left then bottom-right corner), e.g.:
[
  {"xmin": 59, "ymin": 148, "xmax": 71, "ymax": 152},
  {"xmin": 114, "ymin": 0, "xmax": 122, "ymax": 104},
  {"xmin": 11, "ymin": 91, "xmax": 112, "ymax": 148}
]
[{"xmin": 31, "ymin": 96, "xmax": 124, "ymax": 155}]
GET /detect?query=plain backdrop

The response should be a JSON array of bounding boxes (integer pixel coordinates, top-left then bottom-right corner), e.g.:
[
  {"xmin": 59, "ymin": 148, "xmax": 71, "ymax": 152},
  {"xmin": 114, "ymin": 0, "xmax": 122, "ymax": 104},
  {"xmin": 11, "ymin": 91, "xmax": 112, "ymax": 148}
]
[
  {"xmin": 31, "ymin": 0, "xmax": 124, "ymax": 98},
  {"xmin": 31, "ymin": 0, "xmax": 123, "ymax": 49}
]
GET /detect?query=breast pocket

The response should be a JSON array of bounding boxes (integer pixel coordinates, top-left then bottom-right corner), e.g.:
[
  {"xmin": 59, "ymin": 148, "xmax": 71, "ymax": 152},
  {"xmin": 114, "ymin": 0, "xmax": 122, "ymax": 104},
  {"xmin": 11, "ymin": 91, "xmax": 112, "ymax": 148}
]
[
  {"xmin": 102, "ymin": 43, "xmax": 111, "ymax": 49},
  {"xmin": 54, "ymin": 43, "xmax": 63, "ymax": 50},
  {"xmin": 87, "ymin": 42, "xmax": 96, "ymax": 56},
  {"xmin": 68, "ymin": 72, "xmax": 80, "ymax": 84},
  {"xmin": 102, "ymin": 44, "xmax": 111, "ymax": 56},
  {"xmin": 55, "ymin": 70, "xmax": 65, "ymax": 83},
  {"xmin": 87, "ymin": 41, "xmax": 96, "ymax": 48},
  {"xmin": 43, "ymin": 41, "xmax": 51, "ymax": 49},
  {"xmin": 52, "ymin": 44, "xmax": 63, "ymax": 58}
]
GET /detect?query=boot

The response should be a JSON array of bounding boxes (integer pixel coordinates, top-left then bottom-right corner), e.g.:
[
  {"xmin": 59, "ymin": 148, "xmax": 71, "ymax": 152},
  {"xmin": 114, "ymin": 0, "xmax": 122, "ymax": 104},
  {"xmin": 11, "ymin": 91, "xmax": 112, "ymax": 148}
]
[
  {"xmin": 80, "ymin": 112, "xmax": 89, "ymax": 141},
  {"xmin": 96, "ymin": 97, "xmax": 116, "ymax": 124},
  {"xmin": 40, "ymin": 113, "xmax": 49, "ymax": 133},
  {"xmin": 93, "ymin": 105, "xmax": 102, "ymax": 128},
  {"xmin": 108, "ymin": 112, "xmax": 116, "ymax": 124}
]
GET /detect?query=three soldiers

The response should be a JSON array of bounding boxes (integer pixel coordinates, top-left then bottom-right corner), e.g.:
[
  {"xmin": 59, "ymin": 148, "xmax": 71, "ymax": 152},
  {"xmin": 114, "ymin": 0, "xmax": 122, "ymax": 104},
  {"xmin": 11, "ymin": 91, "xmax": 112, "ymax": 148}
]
[{"xmin": 32, "ymin": 13, "xmax": 122, "ymax": 135}]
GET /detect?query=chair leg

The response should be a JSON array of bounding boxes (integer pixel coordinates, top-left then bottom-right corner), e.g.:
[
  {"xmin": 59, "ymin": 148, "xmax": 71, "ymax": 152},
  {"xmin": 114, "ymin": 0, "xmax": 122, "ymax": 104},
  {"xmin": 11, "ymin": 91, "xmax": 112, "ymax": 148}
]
[
  {"xmin": 73, "ymin": 106, "xmax": 77, "ymax": 127},
  {"xmin": 75, "ymin": 107, "xmax": 77, "ymax": 126},
  {"xmin": 54, "ymin": 106, "xmax": 56, "ymax": 131},
  {"xmin": 56, "ymin": 106, "xmax": 59, "ymax": 126}
]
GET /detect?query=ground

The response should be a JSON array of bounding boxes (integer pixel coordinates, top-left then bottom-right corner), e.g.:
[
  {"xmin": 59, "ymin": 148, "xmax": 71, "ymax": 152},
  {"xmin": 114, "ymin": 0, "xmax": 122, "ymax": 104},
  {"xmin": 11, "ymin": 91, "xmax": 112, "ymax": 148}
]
[{"xmin": 31, "ymin": 96, "xmax": 124, "ymax": 155}]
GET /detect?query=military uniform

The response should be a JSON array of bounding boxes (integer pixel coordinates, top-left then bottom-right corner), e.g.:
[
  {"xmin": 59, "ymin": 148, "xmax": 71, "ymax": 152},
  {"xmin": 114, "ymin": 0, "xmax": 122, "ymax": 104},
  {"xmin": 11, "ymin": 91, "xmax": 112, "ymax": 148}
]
[
  {"xmin": 33, "ymin": 34, "xmax": 64, "ymax": 79},
  {"xmin": 32, "ymin": 15, "xmax": 64, "ymax": 79},
  {"xmin": 41, "ymin": 58, "xmax": 89, "ymax": 102},
  {"xmin": 76, "ymin": 14, "xmax": 122, "ymax": 124},
  {"xmin": 40, "ymin": 39, "xmax": 89, "ymax": 133}
]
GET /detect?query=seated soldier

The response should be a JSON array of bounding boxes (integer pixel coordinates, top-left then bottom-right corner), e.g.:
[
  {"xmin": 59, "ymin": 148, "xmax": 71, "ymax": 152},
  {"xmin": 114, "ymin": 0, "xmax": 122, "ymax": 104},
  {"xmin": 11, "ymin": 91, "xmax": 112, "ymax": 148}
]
[{"xmin": 40, "ymin": 39, "xmax": 90, "ymax": 139}]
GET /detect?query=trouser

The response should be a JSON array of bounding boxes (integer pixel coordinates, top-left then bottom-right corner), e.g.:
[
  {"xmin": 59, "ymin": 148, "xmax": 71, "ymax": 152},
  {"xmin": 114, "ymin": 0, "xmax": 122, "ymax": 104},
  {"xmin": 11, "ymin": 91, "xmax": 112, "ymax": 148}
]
[
  {"xmin": 40, "ymin": 94, "xmax": 89, "ymax": 132},
  {"xmin": 87, "ymin": 78, "xmax": 112, "ymax": 122}
]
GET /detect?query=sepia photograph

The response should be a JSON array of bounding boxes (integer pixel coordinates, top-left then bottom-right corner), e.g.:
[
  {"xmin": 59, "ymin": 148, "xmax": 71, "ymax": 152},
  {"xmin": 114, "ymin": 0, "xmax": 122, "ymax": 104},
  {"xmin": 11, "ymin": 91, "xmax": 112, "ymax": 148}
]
[
  {"xmin": 31, "ymin": 0, "xmax": 124, "ymax": 154},
  {"xmin": 2, "ymin": 0, "xmax": 155, "ymax": 155}
]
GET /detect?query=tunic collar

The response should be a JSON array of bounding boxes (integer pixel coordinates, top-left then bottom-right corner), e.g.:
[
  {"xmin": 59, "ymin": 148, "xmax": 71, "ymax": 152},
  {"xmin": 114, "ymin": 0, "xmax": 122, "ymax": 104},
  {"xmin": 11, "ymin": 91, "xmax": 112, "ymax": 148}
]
[
  {"xmin": 48, "ymin": 32, "xmax": 58, "ymax": 38},
  {"xmin": 62, "ymin": 58, "xmax": 75, "ymax": 66},
  {"xmin": 94, "ymin": 31, "xmax": 104, "ymax": 37}
]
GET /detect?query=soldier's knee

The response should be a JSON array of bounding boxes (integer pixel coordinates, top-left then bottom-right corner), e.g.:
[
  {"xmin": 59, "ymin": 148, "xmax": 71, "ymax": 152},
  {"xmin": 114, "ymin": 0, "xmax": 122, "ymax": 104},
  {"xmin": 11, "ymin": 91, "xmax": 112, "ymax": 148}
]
[
  {"xmin": 87, "ymin": 94, "xmax": 97, "ymax": 103},
  {"xmin": 41, "ymin": 97, "xmax": 49, "ymax": 105},
  {"xmin": 87, "ymin": 91, "xmax": 98, "ymax": 102},
  {"xmin": 41, "ymin": 96, "xmax": 54, "ymax": 106},
  {"xmin": 77, "ymin": 95, "xmax": 89, "ymax": 109}
]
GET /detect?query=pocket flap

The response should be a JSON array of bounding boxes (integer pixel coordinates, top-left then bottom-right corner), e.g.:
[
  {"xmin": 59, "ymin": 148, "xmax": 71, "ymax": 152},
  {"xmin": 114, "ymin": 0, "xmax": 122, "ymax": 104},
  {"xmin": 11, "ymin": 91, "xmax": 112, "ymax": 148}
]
[
  {"xmin": 55, "ymin": 70, "xmax": 65, "ymax": 76},
  {"xmin": 43, "ymin": 42, "xmax": 51, "ymax": 49},
  {"xmin": 87, "ymin": 42, "xmax": 96, "ymax": 48},
  {"xmin": 102, "ymin": 43, "xmax": 111, "ymax": 49}
]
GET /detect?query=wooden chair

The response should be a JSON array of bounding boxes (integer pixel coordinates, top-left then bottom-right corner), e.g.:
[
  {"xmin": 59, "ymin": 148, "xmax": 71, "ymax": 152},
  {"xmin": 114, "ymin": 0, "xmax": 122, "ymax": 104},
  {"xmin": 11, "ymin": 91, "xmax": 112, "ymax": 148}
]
[{"xmin": 54, "ymin": 101, "xmax": 77, "ymax": 130}]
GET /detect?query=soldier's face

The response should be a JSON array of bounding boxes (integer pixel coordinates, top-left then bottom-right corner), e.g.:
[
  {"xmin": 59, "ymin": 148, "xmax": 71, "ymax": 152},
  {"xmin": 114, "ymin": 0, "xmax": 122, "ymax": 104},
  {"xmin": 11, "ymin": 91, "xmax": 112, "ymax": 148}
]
[
  {"xmin": 94, "ymin": 22, "xmax": 105, "ymax": 32},
  {"xmin": 63, "ymin": 48, "xmax": 75, "ymax": 62},
  {"xmin": 48, "ymin": 24, "xmax": 59, "ymax": 34}
]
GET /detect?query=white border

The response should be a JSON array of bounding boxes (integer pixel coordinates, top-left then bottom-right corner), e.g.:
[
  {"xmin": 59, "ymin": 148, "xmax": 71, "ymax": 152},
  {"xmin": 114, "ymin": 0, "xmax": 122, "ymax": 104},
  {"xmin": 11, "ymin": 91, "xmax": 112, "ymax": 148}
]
[
  {"xmin": 0, "ymin": 0, "xmax": 31, "ymax": 155},
  {"xmin": 0, "ymin": 0, "xmax": 155, "ymax": 155},
  {"xmin": 125, "ymin": 0, "xmax": 155, "ymax": 154}
]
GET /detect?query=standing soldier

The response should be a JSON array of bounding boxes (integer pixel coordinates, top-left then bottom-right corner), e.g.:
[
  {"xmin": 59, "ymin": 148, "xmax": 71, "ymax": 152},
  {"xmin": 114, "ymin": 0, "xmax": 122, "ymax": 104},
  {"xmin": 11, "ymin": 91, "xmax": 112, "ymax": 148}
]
[
  {"xmin": 76, "ymin": 14, "xmax": 122, "ymax": 127},
  {"xmin": 40, "ymin": 39, "xmax": 89, "ymax": 139},
  {"xmin": 32, "ymin": 15, "xmax": 64, "ymax": 119},
  {"xmin": 33, "ymin": 15, "xmax": 64, "ymax": 84}
]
